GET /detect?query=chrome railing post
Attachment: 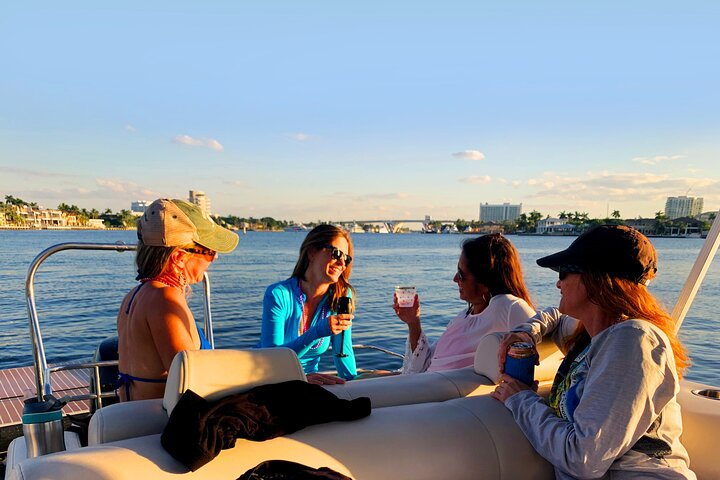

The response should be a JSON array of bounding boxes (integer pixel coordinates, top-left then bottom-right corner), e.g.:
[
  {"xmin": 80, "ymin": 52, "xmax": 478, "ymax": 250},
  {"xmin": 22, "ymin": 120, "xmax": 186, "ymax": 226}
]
[{"xmin": 202, "ymin": 272, "xmax": 214, "ymax": 348}]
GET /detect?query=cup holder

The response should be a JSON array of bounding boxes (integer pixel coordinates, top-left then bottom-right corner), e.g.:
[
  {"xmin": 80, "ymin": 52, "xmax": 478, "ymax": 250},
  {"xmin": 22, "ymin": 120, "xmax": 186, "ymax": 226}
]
[{"xmin": 692, "ymin": 389, "xmax": 720, "ymax": 400}]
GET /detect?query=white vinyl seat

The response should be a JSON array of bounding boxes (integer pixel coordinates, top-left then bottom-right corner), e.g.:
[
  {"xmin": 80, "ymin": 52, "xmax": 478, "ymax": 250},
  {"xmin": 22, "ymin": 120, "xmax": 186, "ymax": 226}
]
[
  {"xmin": 89, "ymin": 347, "xmax": 306, "ymax": 445},
  {"xmin": 89, "ymin": 333, "xmax": 565, "ymax": 445}
]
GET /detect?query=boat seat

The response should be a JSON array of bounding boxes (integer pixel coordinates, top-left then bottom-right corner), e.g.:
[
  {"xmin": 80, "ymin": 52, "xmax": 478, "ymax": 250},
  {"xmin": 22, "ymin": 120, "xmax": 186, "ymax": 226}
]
[
  {"xmin": 88, "ymin": 347, "xmax": 306, "ymax": 445},
  {"xmin": 10, "ymin": 395, "xmax": 555, "ymax": 480},
  {"xmin": 325, "ymin": 331, "xmax": 564, "ymax": 405},
  {"xmin": 88, "ymin": 333, "xmax": 563, "ymax": 446}
]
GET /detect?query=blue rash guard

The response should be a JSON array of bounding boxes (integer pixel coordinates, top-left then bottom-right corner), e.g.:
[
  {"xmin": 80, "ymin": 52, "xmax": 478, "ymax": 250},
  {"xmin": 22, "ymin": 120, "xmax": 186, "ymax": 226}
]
[{"xmin": 259, "ymin": 277, "xmax": 357, "ymax": 380}]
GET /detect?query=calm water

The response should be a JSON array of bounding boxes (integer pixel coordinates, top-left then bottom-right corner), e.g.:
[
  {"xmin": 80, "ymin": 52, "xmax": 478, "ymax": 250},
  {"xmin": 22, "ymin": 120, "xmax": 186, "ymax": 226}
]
[{"xmin": 0, "ymin": 230, "xmax": 718, "ymax": 387}]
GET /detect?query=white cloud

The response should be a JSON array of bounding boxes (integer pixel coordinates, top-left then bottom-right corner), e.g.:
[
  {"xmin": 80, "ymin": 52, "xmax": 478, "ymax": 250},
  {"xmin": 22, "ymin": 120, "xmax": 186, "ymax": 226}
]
[
  {"xmin": 287, "ymin": 133, "xmax": 315, "ymax": 142},
  {"xmin": 125, "ymin": 124, "xmax": 137, "ymax": 132},
  {"xmin": 172, "ymin": 135, "xmax": 224, "ymax": 151},
  {"xmin": 96, "ymin": 179, "xmax": 127, "ymax": 193},
  {"xmin": 527, "ymin": 171, "xmax": 717, "ymax": 203},
  {"xmin": 631, "ymin": 154, "xmax": 684, "ymax": 165},
  {"xmin": 452, "ymin": 150, "xmax": 485, "ymax": 161},
  {"xmin": 460, "ymin": 175, "xmax": 492, "ymax": 184}
]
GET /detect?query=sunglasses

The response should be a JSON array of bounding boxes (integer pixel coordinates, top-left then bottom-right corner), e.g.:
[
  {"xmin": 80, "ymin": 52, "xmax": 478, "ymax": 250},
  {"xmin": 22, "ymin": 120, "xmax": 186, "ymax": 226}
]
[
  {"xmin": 558, "ymin": 266, "xmax": 583, "ymax": 281},
  {"xmin": 323, "ymin": 245, "xmax": 352, "ymax": 265},
  {"xmin": 182, "ymin": 246, "xmax": 218, "ymax": 259}
]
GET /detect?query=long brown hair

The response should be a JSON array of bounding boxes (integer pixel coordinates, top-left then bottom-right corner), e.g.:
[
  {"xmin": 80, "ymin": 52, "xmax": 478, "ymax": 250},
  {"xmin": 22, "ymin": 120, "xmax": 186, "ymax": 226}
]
[
  {"xmin": 291, "ymin": 224, "xmax": 355, "ymax": 311},
  {"xmin": 576, "ymin": 270, "xmax": 689, "ymax": 377},
  {"xmin": 462, "ymin": 233, "xmax": 534, "ymax": 308}
]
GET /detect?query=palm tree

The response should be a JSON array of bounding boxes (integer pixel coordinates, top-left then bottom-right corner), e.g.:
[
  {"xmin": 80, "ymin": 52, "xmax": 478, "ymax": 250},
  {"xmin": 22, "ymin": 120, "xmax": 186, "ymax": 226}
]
[{"xmin": 611, "ymin": 210, "xmax": 621, "ymax": 220}]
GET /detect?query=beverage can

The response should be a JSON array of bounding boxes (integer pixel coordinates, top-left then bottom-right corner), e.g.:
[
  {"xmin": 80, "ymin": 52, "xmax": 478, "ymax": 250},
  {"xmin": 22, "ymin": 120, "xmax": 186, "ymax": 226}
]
[{"xmin": 504, "ymin": 342, "xmax": 538, "ymax": 386}]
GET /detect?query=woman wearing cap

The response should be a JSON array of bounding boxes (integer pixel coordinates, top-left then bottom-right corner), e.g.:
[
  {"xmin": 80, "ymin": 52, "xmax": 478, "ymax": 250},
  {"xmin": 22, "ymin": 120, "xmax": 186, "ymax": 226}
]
[
  {"xmin": 491, "ymin": 225, "xmax": 696, "ymax": 479},
  {"xmin": 395, "ymin": 233, "xmax": 535, "ymax": 374},
  {"xmin": 259, "ymin": 224, "xmax": 356, "ymax": 385},
  {"xmin": 117, "ymin": 198, "xmax": 239, "ymax": 401}
]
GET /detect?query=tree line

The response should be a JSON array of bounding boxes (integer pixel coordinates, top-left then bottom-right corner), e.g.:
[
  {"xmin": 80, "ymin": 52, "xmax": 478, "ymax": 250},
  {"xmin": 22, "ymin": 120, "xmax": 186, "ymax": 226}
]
[
  {"xmin": 3, "ymin": 195, "xmax": 715, "ymax": 233},
  {"xmin": 3, "ymin": 195, "xmax": 137, "ymax": 228}
]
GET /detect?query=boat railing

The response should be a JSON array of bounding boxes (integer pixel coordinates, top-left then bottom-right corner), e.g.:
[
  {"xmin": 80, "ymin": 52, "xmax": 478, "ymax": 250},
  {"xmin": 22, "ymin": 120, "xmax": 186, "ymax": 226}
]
[
  {"xmin": 350, "ymin": 344, "xmax": 404, "ymax": 359},
  {"xmin": 25, "ymin": 242, "xmax": 214, "ymax": 405}
]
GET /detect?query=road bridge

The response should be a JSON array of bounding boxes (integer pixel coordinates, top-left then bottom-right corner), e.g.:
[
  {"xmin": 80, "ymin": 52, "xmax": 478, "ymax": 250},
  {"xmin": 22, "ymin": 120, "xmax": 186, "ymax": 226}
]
[{"xmin": 339, "ymin": 219, "xmax": 457, "ymax": 233}]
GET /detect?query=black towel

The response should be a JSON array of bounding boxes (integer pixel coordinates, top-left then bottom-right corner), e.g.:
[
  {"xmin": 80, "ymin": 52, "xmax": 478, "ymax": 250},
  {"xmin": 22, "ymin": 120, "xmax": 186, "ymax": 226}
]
[
  {"xmin": 161, "ymin": 380, "xmax": 371, "ymax": 471},
  {"xmin": 238, "ymin": 459, "xmax": 353, "ymax": 480}
]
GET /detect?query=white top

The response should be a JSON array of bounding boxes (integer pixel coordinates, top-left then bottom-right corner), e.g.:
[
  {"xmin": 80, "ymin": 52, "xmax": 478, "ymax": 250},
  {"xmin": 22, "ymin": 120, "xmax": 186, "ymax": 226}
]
[{"xmin": 401, "ymin": 294, "xmax": 535, "ymax": 374}]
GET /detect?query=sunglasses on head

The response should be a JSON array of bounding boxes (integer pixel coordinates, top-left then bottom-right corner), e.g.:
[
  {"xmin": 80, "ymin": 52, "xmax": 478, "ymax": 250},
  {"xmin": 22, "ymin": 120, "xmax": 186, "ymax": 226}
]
[
  {"xmin": 323, "ymin": 245, "xmax": 352, "ymax": 265},
  {"xmin": 182, "ymin": 246, "xmax": 218, "ymax": 259}
]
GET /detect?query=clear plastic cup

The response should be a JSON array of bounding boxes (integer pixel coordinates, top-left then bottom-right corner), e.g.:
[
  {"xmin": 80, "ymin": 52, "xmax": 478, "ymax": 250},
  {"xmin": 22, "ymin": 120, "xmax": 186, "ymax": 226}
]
[{"xmin": 395, "ymin": 286, "xmax": 417, "ymax": 308}]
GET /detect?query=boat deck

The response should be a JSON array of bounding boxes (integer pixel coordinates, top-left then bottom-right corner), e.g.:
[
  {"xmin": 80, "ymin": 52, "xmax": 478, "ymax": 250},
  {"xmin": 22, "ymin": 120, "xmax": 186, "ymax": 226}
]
[{"xmin": 0, "ymin": 366, "xmax": 91, "ymax": 427}]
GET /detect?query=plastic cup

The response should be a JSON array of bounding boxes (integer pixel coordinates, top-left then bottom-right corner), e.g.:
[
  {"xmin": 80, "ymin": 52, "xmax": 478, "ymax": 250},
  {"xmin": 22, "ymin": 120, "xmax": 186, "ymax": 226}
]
[{"xmin": 395, "ymin": 286, "xmax": 416, "ymax": 308}]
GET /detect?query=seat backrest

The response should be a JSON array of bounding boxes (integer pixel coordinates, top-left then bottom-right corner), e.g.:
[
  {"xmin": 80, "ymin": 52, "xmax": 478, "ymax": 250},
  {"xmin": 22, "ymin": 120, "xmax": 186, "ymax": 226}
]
[
  {"xmin": 474, "ymin": 332, "xmax": 564, "ymax": 384},
  {"xmin": 163, "ymin": 347, "xmax": 307, "ymax": 414}
]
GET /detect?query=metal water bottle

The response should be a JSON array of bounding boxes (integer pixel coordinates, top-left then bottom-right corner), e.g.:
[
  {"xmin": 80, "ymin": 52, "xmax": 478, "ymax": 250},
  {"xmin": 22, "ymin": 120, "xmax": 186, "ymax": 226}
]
[
  {"xmin": 504, "ymin": 342, "xmax": 538, "ymax": 386},
  {"xmin": 22, "ymin": 394, "xmax": 66, "ymax": 458}
]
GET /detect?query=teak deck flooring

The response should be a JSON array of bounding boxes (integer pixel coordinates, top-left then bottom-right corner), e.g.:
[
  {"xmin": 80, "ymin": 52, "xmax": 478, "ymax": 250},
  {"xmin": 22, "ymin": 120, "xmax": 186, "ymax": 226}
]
[{"xmin": 0, "ymin": 366, "xmax": 90, "ymax": 427}]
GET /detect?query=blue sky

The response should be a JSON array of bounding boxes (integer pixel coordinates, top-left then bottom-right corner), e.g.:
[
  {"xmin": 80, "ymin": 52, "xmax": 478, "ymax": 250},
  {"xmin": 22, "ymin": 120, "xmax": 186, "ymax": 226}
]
[{"xmin": 1, "ymin": 1, "xmax": 718, "ymax": 222}]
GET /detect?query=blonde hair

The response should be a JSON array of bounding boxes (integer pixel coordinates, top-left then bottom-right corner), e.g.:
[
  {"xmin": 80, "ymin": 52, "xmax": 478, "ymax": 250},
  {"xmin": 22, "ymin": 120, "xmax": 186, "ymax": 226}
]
[
  {"xmin": 291, "ymin": 225, "xmax": 355, "ymax": 311},
  {"xmin": 135, "ymin": 241, "xmax": 195, "ymax": 281}
]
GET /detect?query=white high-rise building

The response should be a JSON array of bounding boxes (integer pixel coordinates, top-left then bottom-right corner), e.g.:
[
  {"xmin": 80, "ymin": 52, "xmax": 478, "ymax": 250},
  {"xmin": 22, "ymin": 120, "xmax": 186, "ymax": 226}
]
[
  {"xmin": 664, "ymin": 196, "xmax": 703, "ymax": 219},
  {"xmin": 130, "ymin": 200, "xmax": 151, "ymax": 216},
  {"xmin": 479, "ymin": 203, "xmax": 522, "ymax": 222},
  {"xmin": 189, "ymin": 190, "xmax": 212, "ymax": 215}
]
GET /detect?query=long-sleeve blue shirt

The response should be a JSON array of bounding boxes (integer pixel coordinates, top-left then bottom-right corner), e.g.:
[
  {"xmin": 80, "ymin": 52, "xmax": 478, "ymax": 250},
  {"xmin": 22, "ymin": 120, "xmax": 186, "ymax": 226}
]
[{"xmin": 259, "ymin": 277, "xmax": 357, "ymax": 380}]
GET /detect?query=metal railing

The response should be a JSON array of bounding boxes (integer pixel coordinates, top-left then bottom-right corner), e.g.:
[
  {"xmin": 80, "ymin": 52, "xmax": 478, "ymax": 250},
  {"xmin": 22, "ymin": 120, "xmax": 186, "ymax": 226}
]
[{"xmin": 25, "ymin": 242, "xmax": 214, "ymax": 404}]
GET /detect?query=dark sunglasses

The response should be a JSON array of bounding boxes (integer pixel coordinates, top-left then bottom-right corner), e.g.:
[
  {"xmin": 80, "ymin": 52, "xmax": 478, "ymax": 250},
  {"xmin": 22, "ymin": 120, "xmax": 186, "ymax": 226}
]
[
  {"xmin": 558, "ymin": 265, "xmax": 583, "ymax": 281},
  {"xmin": 182, "ymin": 246, "xmax": 217, "ymax": 259},
  {"xmin": 323, "ymin": 245, "xmax": 352, "ymax": 265}
]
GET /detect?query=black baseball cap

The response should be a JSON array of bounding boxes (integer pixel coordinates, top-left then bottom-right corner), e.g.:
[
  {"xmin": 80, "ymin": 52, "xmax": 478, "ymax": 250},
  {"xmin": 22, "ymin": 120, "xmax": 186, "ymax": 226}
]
[{"xmin": 536, "ymin": 225, "xmax": 658, "ymax": 285}]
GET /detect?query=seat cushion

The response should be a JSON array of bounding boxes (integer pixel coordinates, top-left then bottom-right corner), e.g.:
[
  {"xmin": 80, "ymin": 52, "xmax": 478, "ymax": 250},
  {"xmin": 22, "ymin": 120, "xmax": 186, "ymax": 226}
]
[
  {"xmin": 163, "ymin": 347, "xmax": 307, "ymax": 414},
  {"xmin": 474, "ymin": 331, "xmax": 564, "ymax": 383}
]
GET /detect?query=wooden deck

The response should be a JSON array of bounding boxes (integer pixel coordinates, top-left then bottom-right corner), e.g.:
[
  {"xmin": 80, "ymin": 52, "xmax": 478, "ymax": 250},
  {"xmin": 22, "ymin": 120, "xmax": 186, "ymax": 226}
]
[{"xmin": 0, "ymin": 366, "xmax": 91, "ymax": 427}]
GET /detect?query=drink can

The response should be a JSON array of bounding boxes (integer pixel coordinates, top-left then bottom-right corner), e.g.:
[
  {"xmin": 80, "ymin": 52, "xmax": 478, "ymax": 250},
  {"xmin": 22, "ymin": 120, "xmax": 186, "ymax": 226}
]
[{"xmin": 504, "ymin": 342, "xmax": 538, "ymax": 386}]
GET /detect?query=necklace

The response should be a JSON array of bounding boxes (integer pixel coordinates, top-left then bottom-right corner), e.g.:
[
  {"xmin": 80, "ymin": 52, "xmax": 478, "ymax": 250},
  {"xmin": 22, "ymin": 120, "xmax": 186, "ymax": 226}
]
[
  {"xmin": 139, "ymin": 275, "xmax": 185, "ymax": 294},
  {"xmin": 296, "ymin": 280, "xmax": 328, "ymax": 350}
]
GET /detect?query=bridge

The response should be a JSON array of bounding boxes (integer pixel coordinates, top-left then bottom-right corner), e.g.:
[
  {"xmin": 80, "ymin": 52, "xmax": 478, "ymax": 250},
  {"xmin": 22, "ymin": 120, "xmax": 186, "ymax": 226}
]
[{"xmin": 338, "ymin": 219, "xmax": 457, "ymax": 234}]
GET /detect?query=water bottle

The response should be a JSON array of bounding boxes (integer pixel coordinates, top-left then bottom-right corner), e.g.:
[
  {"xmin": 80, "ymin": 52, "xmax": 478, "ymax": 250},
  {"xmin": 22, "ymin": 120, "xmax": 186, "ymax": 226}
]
[{"xmin": 22, "ymin": 394, "xmax": 66, "ymax": 458}]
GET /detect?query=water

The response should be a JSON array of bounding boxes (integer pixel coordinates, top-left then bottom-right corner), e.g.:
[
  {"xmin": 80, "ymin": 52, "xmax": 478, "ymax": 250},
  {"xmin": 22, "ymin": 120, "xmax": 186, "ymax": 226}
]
[{"xmin": 0, "ymin": 230, "xmax": 718, "ymax": 387}]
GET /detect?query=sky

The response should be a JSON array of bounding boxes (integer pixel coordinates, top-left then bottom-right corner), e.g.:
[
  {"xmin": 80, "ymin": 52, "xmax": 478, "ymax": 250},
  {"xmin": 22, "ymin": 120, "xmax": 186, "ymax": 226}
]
[{"xmin": 1, "ymin": 1, "xmax": 719, "ymax": 223}]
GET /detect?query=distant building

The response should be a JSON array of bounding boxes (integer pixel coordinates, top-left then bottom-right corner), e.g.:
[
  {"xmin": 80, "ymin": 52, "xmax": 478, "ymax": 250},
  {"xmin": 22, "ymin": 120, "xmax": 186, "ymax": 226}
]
[
  {"xmin": 479, "ymin": 203, "xmax": 522, "ymax": 223},
  {"xmin": 87, "ymin": 218, "xmax": 106, "ymax": 229},
  {"xmin": 664, "ymin": 196, "xmax": 703, "ymax": 220},
  {"xmin": 535, "ymin": 218, "xmax": 574, "ymax": 234},
  {"xmin": 131, "ymin": 200, "xmax": 151, "ymax": 216},
  {"xmin": 189, "ymin": 190, "xmax": 212, "ymax": 215}
]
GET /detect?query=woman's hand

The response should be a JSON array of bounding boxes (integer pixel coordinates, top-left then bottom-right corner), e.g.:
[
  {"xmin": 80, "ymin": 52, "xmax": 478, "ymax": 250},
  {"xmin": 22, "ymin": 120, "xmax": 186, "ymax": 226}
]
[
  {"xmin": 490, "ymin": 373, "xmax": 535, "ymax": 403},
  {"xmin": 328, "ymin": 313, "xmax": 353, "ymax": 335},
  {"xmin": 393, "ymin": 293, "xmax": 420, "ymax": 327},
  {"xmin": 307, "ymin": 372, "xmax": 346, "ymax": 385},
  {"xmin": 497, "ymin": 331, "xmax": 537, "ymax": 373}
]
